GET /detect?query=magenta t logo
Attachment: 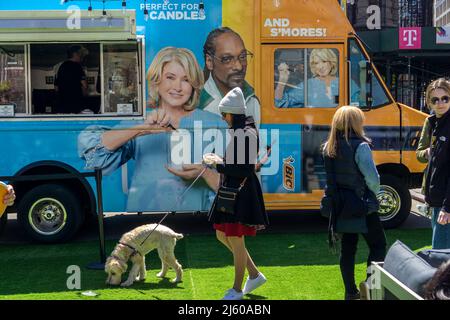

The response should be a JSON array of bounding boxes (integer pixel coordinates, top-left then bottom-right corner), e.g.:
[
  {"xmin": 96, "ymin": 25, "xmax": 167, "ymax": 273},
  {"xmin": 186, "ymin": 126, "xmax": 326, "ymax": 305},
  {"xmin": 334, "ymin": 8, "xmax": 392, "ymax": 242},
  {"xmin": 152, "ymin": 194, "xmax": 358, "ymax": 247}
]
[{"xmin": 399, "ymin": 27, "xmax": 422, "ymax": 49}]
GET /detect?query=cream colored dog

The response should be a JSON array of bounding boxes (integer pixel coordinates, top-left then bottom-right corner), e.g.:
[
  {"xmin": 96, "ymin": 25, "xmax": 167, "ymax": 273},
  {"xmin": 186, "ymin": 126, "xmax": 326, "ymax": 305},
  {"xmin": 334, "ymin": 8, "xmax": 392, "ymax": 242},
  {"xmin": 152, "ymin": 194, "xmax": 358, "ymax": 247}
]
[{"xmin": 105, "ymin": 224, "xmax": 183, "ymax": 287}]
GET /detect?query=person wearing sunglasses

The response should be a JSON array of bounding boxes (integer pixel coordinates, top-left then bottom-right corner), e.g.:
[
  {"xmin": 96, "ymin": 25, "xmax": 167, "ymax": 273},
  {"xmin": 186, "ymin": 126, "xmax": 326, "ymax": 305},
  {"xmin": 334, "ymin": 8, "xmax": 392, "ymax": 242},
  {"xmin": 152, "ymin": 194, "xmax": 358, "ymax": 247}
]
[
  {"xmin": 423, "ymin": 78, "xmax": 450, "ymax": 249},
  {"xmin": 199, "ymin": 27, "xmax": 261, "ymax": 128}
]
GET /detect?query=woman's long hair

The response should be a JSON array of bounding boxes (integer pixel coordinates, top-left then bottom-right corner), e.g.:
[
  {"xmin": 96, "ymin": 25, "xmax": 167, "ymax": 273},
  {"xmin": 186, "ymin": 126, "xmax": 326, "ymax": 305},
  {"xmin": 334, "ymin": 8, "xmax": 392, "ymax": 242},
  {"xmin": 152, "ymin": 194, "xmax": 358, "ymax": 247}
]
[
  {"xmin": 231, "ymin": 114, "xmax": 246, "ymax": 130},
  {"xmin": 323, "ymin": 105, "xmax": 370, "ymax": 158}
]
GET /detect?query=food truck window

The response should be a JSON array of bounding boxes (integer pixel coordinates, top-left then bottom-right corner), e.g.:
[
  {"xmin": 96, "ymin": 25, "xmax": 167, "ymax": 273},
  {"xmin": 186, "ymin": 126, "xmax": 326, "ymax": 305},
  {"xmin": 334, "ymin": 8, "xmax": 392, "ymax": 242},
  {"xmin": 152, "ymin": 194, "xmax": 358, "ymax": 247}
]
[
  {"xmin": 30, "ymin": 43, "xmax": 100, "ymax": 115},
  {"xmin": 103, "ymin": 43, "xmax": 139, "ymax": 114},
  {"xmin": 0, "ymin": 45, "xmax": 26, "ymax": 115},
  {"xmin": 274, "ymin": 48, "xmax": 340, "ymax": 108},
  {"xmin": 349, "ymin": 39, "xmax": 390, "ymax": 108}
]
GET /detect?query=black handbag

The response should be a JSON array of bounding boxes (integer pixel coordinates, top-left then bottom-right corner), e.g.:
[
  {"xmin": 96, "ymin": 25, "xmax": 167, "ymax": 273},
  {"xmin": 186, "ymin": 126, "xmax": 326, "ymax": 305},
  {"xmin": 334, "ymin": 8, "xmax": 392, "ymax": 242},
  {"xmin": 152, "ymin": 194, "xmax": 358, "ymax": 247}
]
[{"xmin": 216, "ymin": 177, "xmax": 247, "ymax": 215}]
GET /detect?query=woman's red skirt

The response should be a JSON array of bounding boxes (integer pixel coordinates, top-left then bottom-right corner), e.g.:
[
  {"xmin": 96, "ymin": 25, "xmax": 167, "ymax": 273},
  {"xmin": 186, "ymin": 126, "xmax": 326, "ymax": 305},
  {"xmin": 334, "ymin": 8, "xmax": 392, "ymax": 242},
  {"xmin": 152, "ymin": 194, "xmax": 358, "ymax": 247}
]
[{"xmin": 213, "ymin": 223, "xmax": 257, "ymax": 237}]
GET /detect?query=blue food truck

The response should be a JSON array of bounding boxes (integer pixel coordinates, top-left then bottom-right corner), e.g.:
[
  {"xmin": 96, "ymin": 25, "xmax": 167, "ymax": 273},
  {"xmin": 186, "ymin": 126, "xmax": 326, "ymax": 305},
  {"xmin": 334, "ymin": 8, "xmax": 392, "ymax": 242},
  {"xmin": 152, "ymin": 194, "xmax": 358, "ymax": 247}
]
[{"xmin": 0, "ymin": 0, "xmax": 427, "ymax": 242}]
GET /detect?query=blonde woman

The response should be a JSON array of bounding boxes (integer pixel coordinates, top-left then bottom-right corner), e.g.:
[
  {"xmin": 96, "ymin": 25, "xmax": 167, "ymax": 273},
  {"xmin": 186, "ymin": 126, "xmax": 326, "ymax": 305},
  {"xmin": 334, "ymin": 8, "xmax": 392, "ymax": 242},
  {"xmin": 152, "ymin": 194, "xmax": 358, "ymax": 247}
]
[
  {"xmin": 79, "ymin": 47, "xmax": 226, "ymax": 212},
  {"xmin": 322, "ymin": 106, "xmax": 386, "ymax": 300},
  {"xmin": 423, "ymin": 78, "xmax": 450, "ymax": 249},
  {"xmin": 275, "ymin": 48, "xmax": 360, "ymax": 108}
]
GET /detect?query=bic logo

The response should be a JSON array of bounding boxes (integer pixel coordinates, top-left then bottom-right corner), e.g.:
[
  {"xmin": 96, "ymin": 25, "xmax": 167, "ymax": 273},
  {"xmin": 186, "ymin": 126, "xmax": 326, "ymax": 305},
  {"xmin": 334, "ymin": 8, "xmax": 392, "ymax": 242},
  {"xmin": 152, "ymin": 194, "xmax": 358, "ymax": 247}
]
[
  {"xmin": 282, "ymin": 156, "xmax": 295, "ymax": 191},
  {"xmin": 399, "ymin": 27, "xmax": 422, "ymax": 50}
]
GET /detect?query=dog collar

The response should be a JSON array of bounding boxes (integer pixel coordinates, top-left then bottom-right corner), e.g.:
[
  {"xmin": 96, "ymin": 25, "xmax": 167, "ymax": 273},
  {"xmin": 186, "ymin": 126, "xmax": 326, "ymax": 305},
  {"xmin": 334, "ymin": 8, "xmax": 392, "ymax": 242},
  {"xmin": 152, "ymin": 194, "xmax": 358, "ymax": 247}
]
[
  {"xmin": 112, "ymin": 254, "xmax": 127, "ymax": 263},
  {"xmin": 119, "ymin": 242, "xmax": 141, "ymax": 257}
]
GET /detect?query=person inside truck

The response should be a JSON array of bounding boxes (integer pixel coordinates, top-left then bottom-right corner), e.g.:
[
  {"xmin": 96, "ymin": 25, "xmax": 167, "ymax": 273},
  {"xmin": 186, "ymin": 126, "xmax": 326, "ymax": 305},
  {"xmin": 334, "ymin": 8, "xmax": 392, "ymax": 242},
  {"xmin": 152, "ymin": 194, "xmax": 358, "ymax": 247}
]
[
  {"xmin": 275, "ymin": 48, "xmax": 360, "ymax": 108},
  {"xmin": 54, "ymin": 45, "xmax": 89, "ymax": 114},
  {"xmin": 200, "ymin": 27, "xmax": 261, "ymax": 128},
  {"xmin": 78, "ymin": 47, "xmax": 227, "ymax": 212}
]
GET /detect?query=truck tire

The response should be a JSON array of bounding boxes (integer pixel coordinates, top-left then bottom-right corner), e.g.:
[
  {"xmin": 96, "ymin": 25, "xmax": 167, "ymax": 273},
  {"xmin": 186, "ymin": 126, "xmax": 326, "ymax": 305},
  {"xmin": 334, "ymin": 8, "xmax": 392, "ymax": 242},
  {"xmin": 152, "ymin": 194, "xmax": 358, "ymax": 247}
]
[
  {"xmin": 17, "ymin": 184, "xmax": 84, "ymax": 243},
  {"xmin": 377, "ymin": 174, "xmax": 411, "ymax": 229}
]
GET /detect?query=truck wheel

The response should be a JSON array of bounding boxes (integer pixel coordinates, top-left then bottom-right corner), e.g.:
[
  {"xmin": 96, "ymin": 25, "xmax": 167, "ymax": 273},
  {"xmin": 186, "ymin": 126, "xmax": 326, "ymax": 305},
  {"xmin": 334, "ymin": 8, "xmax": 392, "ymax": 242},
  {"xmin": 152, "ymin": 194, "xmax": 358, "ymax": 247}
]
[
  {"xmin": 377, "ymin": 174, "xmax": 411, "ymax": 229},
  {"xmin": 17, "ymin": 184, "xmax": 84, "ymax": 243}
]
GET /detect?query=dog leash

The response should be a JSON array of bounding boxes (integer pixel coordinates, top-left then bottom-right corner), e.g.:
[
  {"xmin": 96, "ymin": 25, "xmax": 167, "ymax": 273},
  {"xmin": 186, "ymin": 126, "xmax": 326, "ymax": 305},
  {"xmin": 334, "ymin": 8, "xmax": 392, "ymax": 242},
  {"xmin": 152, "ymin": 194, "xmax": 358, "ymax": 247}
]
[{"xmin": 139, "ymin": 165, "xmax": 208, "ymax": 246}]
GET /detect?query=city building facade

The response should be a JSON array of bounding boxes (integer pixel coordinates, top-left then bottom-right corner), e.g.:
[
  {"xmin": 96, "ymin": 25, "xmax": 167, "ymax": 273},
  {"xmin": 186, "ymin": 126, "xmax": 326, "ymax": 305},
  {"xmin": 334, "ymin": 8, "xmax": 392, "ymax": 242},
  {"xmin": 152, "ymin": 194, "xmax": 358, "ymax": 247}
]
[{"xmin": 435, "ymin": 0, "xmax": 450, "ymax": 26}]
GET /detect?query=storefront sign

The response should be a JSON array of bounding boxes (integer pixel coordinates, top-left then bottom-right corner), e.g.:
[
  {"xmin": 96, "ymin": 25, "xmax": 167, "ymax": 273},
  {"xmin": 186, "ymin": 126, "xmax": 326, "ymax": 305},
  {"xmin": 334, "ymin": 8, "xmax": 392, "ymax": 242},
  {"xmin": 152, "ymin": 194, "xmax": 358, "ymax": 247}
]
[{"xmin": 399, "ymin": 27, "xmax": 421, "ymax": 50}]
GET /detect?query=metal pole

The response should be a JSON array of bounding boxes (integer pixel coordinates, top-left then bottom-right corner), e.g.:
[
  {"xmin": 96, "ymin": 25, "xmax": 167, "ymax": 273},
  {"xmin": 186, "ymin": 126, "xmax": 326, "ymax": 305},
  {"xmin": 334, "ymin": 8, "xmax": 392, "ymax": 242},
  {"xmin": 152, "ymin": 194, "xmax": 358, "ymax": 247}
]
[
  {"xmin": 87, "ymin": 169, "xmax": 106, "ymax": 270},
  {"xmin": 386, "ymin": 59, "xmax": 391, "ymax": 89},
  {"xmin": 408, "ymin": 57, "xmax": 412, "ymax": 107}
]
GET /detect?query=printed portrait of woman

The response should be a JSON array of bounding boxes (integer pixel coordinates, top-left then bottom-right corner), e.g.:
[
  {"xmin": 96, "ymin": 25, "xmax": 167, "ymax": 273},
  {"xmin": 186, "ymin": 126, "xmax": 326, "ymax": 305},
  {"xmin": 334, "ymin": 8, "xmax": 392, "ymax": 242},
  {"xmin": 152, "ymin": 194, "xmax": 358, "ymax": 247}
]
[
  {"xmin": 275, "ymin": 48, "xmax": 360, "ymax": 108},
  {"xmin": 78, "ymin": 47, "xmax": 227, "ymax": 213}
]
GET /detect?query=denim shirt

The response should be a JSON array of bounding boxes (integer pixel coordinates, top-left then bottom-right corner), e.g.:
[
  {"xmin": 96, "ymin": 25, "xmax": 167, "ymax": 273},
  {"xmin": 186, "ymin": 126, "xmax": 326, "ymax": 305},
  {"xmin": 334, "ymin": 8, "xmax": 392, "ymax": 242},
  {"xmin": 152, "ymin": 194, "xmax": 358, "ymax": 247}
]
[
  {"xmin": 275, "ymin": 77, "xmax": 361, "ymax": 108},
  {"xmin": 77, "ymin": 109, "xmax": 227, "ymax": 212},
  {"xmin": 355, "ymin": 142, "xmax": 380, "ymax": 195}
]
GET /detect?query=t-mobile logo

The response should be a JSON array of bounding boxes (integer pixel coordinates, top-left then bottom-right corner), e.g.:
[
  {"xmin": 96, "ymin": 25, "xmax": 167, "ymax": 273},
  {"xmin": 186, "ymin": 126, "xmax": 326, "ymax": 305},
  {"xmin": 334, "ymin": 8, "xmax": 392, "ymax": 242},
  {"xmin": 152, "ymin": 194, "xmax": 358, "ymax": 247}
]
[
  {"xmin": 403, "ymin": 30, "xmax": 417, "ymax": 46},
  {"xmin": 399, "ymin": 27, "xmax": 422, "ymax": 50}
]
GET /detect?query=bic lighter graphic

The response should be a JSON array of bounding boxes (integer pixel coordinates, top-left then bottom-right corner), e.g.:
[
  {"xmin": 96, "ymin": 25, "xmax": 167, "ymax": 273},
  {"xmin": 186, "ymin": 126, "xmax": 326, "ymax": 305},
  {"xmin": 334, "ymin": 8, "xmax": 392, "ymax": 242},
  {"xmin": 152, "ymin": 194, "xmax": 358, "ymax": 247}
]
[{"xmin": 283, "ymin": 156, "xmax": 295, "ymax": 191}]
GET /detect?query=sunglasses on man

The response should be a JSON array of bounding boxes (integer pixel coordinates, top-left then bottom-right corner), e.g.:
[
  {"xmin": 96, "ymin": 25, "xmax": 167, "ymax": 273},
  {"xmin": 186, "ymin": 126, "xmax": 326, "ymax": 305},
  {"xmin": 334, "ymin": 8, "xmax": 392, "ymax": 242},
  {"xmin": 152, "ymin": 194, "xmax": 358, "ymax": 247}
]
[
  {"xmin": 208, "ymin": 50, "xmax": 254, "ymax": 65},
  {"xmin": 431, "ymin": 96, "xmax": 450, "ymax": 105}
]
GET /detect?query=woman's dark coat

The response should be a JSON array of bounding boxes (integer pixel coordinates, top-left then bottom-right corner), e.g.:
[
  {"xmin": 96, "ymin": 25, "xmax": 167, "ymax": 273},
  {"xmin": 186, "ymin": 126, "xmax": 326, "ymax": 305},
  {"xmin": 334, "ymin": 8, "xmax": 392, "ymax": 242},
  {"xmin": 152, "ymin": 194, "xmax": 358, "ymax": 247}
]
[
  {"xmin": 424, "ymin": 110, "xmax": 450, "ymax": 212},
  {"xmin": 208, "ymin": 116, "xmax": 269, "ymax": 226}
]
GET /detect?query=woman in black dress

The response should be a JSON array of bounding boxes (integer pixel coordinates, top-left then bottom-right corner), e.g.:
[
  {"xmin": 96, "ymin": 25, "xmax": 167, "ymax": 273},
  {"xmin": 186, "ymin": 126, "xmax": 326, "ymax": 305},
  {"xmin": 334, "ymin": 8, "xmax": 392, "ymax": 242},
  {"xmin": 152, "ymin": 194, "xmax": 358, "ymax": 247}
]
[{"xmin": 206, "ymin": 87, "xmax": 269, "ymax": 300}]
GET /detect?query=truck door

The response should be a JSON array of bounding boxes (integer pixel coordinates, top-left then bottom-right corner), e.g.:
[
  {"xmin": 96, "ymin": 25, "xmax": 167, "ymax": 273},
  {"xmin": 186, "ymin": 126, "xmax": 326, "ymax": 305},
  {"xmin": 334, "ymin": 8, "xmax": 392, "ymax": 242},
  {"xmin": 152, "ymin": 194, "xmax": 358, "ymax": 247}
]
[{"xmin": 260, "ymin": 44, "xmax": 346, "ymax": 209}]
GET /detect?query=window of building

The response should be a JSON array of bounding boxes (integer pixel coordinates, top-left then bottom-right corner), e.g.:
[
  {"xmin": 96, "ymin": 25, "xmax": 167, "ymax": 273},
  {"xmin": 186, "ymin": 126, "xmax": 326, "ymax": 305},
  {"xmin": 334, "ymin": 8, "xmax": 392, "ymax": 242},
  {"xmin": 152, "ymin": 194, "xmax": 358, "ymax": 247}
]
[
  {"xmin": 274, "ymin": 48, "xmax": 340, "ymax": 108},
  {"xmin": 399, "ymin": 0, "xmax": 431, "ymax": 27}
]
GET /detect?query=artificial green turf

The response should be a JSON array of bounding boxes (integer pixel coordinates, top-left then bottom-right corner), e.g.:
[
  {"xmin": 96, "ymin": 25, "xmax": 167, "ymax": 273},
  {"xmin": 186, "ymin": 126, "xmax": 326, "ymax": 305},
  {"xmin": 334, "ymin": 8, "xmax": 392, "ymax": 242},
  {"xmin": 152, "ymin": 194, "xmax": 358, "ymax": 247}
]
[{"xmin": 0, "ymin": 228, "xmax": 431, "ymax": 300}]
